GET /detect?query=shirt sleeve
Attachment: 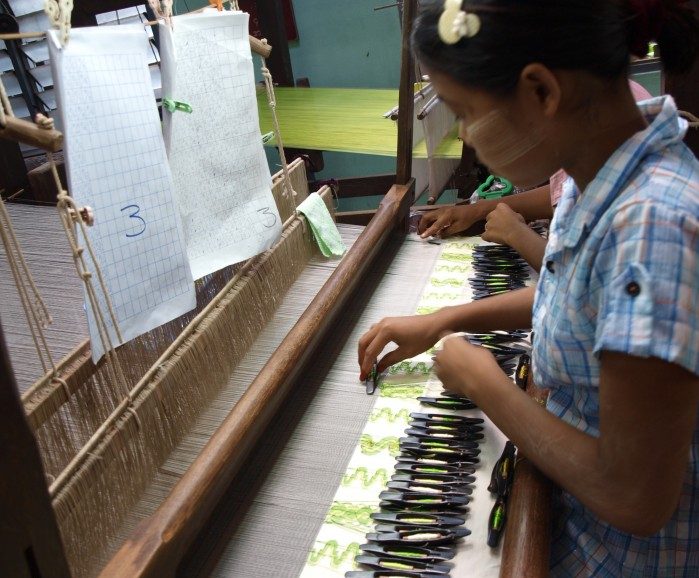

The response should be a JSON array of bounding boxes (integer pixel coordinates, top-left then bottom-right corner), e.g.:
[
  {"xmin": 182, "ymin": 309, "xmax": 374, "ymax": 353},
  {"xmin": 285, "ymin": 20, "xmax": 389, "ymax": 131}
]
[{"xmin": 594, "ymin": 200, "xmax": 699, "ymax": 376}]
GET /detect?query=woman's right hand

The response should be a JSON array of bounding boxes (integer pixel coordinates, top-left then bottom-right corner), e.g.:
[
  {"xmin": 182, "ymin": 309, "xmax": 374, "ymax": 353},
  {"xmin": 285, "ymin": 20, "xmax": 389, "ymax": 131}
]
[
  {"xmin": 358, "ymin": 314, "xmax": 443, "ymax": 379},
  {"xmin": 417, "ymin": 204, "xmax": 484, "ymax": 238}
]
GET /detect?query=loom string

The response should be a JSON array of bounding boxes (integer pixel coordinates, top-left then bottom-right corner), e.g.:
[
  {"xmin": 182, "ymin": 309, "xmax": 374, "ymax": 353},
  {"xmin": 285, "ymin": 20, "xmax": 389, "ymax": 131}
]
[
  {"xmin": 43, "ymin": 135, "xmax": 134, "ymax": 423},
  {"xmin": 261, "ymin": 50, "xmax": 297, "ymax": 200},
  {"xmin": 44, "ymin": 0, "xmax": 73, "ymax": 46},
  {"xmin": 0, "ymin": 201, "xmax": 55, "ymax": 371},
  {"xmin": 0, "ymin": 82, "xmax": 73, "ymax": 395},
  {"xmin": 53, "ymin": 191, "xmax": 328, "ymax": 576},
  {"xmin": 420, "ymin": 92, "xmax": 459, "ymax": 195},
  {"xmin": 48, "ymin": 23, "xmax": 307, "ymax": 499}
]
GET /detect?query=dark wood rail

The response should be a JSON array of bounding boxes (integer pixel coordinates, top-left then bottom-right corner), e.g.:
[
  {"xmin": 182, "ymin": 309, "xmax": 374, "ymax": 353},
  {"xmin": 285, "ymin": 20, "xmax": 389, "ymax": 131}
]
[
  {"xmin": 99, "ymin": 181, "xmax": 414, "ymax": 577},
  {"xmin": 500, "ymin": 379, "xmax": 553, "ymax": 577}
]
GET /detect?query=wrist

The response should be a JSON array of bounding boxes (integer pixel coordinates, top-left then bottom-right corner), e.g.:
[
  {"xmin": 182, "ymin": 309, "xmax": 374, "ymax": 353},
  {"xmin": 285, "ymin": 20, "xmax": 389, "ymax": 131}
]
[
  {"xmin": 473, "ymin": 369, "xmax": 517, "ymax": 410},
  {"xmin": 504, "ymin": 221, "xmax": 528, "ymax": 247},
  {"xmin": 473, "ymin": 200, "xmax": 494, "ymax": 221},
  {"xmin": 431, "ymin": 304, "xmax": 468, "ymax": 335}
]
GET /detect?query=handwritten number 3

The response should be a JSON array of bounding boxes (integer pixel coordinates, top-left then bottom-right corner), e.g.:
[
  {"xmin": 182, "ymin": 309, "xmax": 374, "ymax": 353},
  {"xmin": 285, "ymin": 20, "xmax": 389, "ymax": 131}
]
[
  {"xmin": 121, "ymin": 204, "xmax": 146, "ymax": 238},
  {"xmin": 257, "ymin": 207, "xmax": 276, "ymax": 228}
]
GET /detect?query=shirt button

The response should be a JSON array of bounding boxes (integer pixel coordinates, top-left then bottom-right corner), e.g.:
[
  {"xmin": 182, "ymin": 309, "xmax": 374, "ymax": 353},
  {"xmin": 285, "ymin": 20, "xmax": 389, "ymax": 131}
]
[
  {"xmin": 546, "ymin": 260, "xmax": 555, "ymax": 273},
  {"xmin": 626, "ymin": 281, "xmax": 641, "ymax": 296}
]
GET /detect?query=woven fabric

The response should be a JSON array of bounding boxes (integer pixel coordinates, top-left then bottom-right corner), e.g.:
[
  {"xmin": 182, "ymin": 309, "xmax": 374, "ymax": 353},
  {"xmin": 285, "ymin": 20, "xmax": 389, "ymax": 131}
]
[
  {"xmin": 181, "ymin": 232, "xmax": 444, "ymax": 578},
  {"xmin": 0, "ymin": 204, "xmax": 87, "ymax": 392}
]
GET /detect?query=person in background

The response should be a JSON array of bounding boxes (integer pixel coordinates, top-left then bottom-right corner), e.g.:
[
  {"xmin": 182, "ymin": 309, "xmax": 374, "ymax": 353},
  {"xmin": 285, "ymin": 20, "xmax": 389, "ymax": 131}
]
[
  {"xmin": 419, "ymin": 81, "xmax": 652, "ymax": 271},
  {"xmin": 359, "ymin": 1, "xmax": 699, "ymax": 576}
]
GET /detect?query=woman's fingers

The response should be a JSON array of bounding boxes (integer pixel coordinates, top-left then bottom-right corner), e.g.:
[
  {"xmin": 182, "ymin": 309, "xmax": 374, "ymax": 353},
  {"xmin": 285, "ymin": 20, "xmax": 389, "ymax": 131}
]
[{"xmin": 420, "ymin": 212, "xmax": 452, "ymax": 238}]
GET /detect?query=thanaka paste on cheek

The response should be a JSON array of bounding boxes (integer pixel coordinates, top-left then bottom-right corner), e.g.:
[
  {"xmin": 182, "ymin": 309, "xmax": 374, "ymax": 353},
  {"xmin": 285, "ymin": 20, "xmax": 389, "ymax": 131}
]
[{"xmin": 464, "ymin": 109, "xmax": 543, "ymax": 170}]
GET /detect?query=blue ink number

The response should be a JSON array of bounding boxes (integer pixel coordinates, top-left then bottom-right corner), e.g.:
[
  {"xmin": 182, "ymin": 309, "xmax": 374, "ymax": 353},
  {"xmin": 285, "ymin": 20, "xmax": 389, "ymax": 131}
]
[
  {"xmin": 257, "ymin": 207, "xmax": 277, "ymax": 228},
  {"xmin": 121, "ymin": 204, "xmax": 146, "ymax": 238}
]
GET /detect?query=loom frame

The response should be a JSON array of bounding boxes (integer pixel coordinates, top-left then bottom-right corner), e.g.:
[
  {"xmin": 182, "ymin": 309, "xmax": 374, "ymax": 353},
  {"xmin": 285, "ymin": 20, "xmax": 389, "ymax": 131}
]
[{"xmin": 0, "ymin": 2, "xmax": 553, "ymax": 576}]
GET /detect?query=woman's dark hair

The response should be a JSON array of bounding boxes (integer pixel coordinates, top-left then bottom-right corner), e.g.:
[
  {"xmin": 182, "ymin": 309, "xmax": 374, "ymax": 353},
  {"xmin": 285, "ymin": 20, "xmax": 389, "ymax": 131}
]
[{"xmin": 412, "ymin": 0, "xmax": 699, "ymax": 94}]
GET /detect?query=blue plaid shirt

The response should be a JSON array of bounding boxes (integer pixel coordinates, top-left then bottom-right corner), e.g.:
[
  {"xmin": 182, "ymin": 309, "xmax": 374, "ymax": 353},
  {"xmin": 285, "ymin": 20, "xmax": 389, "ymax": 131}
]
[{"xmin": 532, "ymin": 96, "xmax": 699, "ymax": 577}]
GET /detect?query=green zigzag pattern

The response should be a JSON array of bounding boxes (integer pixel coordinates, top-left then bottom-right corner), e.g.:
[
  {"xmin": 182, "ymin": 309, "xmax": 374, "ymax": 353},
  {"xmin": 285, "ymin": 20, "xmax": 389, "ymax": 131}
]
[
  {"xmin": 360, "ymin": 434, "xmax": 400, "ymax": 456},
  {"xmin": 369, "ymin": 407, "xmax": 412, "ymax": 424},
  {"xmin": 341, "ymin": 467, "xmax": 390, "ymax": 489},
  {"xmin": 307, "ymin": 540, "xmax": 361, "ymax": 568},
  {"xmin": 325, "ymin": 501, "xmax": 378, "ymax": 533}
]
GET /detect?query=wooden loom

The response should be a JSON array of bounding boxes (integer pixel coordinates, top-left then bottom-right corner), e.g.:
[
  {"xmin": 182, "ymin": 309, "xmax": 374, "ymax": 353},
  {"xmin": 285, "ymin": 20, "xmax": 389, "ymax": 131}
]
[{"xmin": 0, "ymin": 3, "xmax": 552, "ymax": 577}]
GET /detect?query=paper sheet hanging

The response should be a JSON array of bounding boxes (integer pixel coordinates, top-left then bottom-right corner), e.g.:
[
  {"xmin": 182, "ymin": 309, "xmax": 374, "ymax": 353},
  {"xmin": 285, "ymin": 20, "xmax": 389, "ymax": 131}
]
[
  {"xmin": 160, "ymin": 10, "xmax": 282, "ymax": 279},
  {"xmin": 49, "ymin": 27, "xmax": 196, "ymax": 362}
]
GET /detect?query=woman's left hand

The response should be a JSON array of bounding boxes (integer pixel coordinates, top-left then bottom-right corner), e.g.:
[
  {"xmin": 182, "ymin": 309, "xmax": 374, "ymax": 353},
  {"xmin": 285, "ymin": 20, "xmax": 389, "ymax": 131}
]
[
  {"xmin": 483, "ymin": 203, "xmax": 527, "ymax": 246},
  {"xmin": 433, "ymin": 336, "xmax": 504, "ymax": 402}
]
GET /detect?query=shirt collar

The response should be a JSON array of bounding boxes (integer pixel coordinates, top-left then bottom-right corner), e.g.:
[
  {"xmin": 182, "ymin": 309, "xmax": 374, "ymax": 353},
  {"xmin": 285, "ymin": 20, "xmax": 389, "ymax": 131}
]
[{"xmin": 557, "ymin": 95, "xmax": 687, "ymax": 249}]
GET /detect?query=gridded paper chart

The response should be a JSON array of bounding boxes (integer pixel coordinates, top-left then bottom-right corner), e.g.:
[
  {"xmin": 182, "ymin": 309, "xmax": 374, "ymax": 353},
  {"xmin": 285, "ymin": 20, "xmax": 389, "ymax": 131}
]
[
  {"xmin": 49, "ymin": 27, "xmax": 195, "ymax": 361},
  {"xmin": 160, "ymin": 11, "xmax": 282, "ymax": 279}
]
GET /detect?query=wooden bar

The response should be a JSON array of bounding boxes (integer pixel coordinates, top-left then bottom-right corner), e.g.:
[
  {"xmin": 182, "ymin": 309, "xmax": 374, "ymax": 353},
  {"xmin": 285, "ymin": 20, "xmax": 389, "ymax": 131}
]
[
  {"xmin": 395, "ymin": 0, "xmax": 417, "ymax": 186},
  {"xmin": 0, "ymin": 325, "xmax": 71, "ymax": 578},
  {"xmin": 0, "ymin": 117, "xmax": 63, "ymax": 153},
  {"xmin": 21, "ymin": 339, "xmax": 94, "ymax": 432},
  {"xmin": 99, "ymin": 181, "xmax": 414, "ymax": 578},
  {"xmin": 500, "ymin": 377, "xmax": 553, "ymax": 578}
]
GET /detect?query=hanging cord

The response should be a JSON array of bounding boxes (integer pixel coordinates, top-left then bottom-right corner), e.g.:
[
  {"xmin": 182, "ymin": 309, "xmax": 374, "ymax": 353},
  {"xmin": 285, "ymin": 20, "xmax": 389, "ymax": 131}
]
[
  {"xmin": 147, "ymin": 0, "xmax": 173, "ymax": 28},
  {"xmin": 0, "ymin": 201, "xmax": 56, "ymax": 370},
  {"xmin": 260, "ymin": 50, "xmax": 297, "ymax": 199},
  {"xmin": 44, "ymin": 0, "xmax": 74, "ymax": 46},
  {"xmin": 228, "ymin": 0, "xmax": 240, "ymax": 9},
  {"xmin": 0, "ymin": 75, "xmax": 12, "ymax": 127},
  {"xmin": 679, "ymin": 110, "xmax": 699, "ymax": 128},
  {"xmin": 0, "ymin": 85, "xmax": 70, "ymax": 395},
  {"xmin": 48, "ymin": 154, "xmax": 133, "ymax": 401},
  {"xmin": 33, "ymin": 115, "xmax": 136, "ymax": 424}
]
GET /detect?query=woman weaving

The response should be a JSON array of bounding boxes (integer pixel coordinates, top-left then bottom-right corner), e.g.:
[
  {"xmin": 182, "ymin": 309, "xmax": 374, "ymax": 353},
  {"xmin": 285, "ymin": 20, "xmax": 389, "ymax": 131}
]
[{"xmin": 358, "ymin": 0, "xmax": 699, "ymax": 575}]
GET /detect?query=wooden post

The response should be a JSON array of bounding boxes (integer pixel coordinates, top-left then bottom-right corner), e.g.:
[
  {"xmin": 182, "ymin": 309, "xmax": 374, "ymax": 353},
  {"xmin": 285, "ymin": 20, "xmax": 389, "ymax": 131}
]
[
  {"xmin": 395, "ymin": 0, "xmax": 417, "ymax": 188},
  {"xmin": 0, "ymin": 321, "xmax": 71, "ymax": 578},
  {"xmin": 499, "ymin": 376, "xmax": 553, "ymax": 578}
]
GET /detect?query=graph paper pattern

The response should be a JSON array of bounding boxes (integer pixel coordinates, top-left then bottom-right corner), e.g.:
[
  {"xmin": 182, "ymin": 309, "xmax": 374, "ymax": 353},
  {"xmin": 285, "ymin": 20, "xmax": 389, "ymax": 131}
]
[
  {"xmin": 162, "ymin": 12, "xmax": 282, "ymax": 279},
  {"xmin": 50, "ymin": 28, "xmax": 195, "ymax": 361}
]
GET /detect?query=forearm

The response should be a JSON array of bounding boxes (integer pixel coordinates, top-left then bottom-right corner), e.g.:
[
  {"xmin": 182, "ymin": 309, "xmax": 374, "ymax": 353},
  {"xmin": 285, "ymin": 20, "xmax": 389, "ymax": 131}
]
[
  {"xmin": 460, "ymin": 186, "xmax": 554, "ymax": 221},
  {"xmin": 474, "ymin": 367, "xmax": 694, "ymax": 536},
  {"xmin": 506, "ymin": 226, "xmax": 548, "ymax": 272},
  {"xmin": 432, "ymin": 286, "xmax": 534, "ymax": 333},
  {"xmin": 475, "ymin": 377, "xmax": 617, "ymax": 518}
]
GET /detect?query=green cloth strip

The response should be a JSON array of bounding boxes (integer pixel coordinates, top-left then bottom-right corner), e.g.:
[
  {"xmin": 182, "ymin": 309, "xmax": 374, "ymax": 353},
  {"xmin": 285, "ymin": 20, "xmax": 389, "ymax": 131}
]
[{"xmin": 296, "ymin": 192, "xmax": 346, "ymax": 257}]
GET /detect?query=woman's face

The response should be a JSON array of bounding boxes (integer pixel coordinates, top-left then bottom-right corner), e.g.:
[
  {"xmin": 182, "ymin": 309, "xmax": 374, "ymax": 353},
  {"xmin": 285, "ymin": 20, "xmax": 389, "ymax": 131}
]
[{"xmin": 427, "ymin": 68, "xmax": 562, "ymax": 188}]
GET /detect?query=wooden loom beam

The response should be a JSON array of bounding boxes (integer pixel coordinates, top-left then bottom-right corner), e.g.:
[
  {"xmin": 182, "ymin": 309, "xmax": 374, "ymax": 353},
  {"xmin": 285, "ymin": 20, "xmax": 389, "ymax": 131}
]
[
  {"xmin": 0, "ymin": 116, "xmax": 63, "ymax": 152},
  {"xmin": 0, "ymin": 323, "xmax": 71, "ymax": 578},
  {"xmin": 396, "ymin": 0, "xmax": 417, "ymax": 187},
  {"xmin": 500, "ymin": 375, "xmax": 553, "ymax": 578},
  {"xmin": 100, "ymin": 181, "xmax": 414, "ymax": 577}
]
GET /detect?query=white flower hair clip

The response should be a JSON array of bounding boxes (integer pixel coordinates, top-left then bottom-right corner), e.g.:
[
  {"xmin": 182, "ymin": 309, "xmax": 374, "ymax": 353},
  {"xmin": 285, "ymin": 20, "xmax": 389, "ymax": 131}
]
[{"xmin": 438, "ymin": 0, "xmax": 481, "ymax": 45}]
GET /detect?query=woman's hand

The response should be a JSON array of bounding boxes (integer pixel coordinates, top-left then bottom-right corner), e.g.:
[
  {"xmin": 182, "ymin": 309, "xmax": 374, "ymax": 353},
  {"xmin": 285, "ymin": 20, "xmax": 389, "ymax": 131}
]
[
  {"xmin": 418, "ymin": 204, "xmax": 484, "ymax": 238},
  {"xmin": 358, "ymin": 314, "xmax": 443, "ymax": 379},
  {"xmin": 482, "ymin": 203, "xmax": 527, "ymax": 246},
  {"xmin": 433, "ymin": 336, "xmax": 504, "ymax": 403}
]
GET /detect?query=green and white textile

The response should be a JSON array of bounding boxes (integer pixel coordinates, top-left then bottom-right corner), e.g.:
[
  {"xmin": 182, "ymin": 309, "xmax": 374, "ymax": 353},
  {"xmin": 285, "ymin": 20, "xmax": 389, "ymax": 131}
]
[{"xmin": 299, "ymin": 237, "xmax": 508, "ymax": 578}]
